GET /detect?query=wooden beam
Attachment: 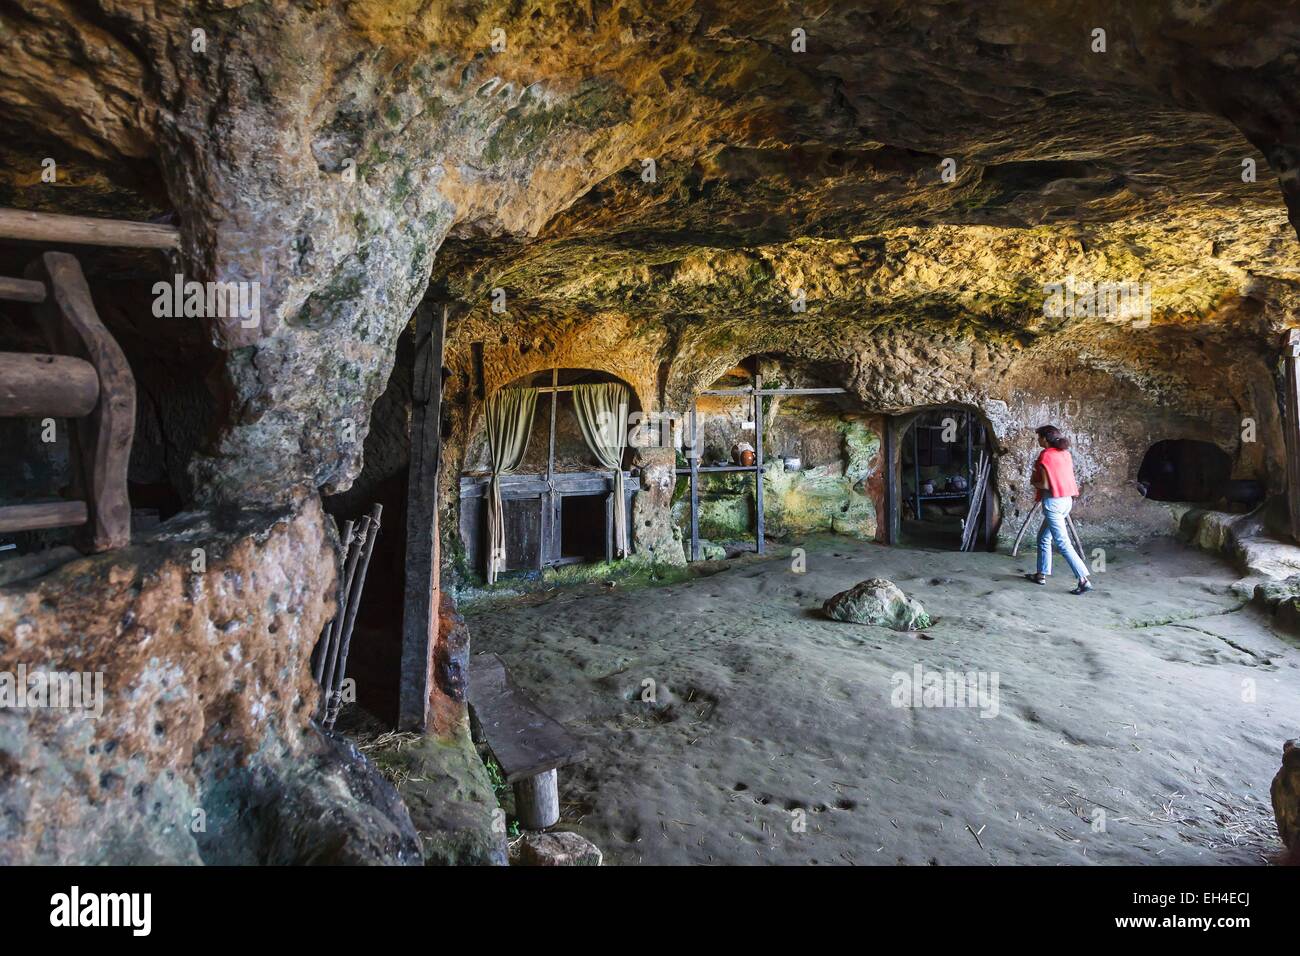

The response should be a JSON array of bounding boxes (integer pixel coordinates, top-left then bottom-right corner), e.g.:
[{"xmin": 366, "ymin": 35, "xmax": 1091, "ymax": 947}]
[
  {"xmin": 0, "ymin": 276, "xmax": 46, "ymax": 303},
  {"xmin": 0, "ymin": 208, "xmax": 180, "ymax": 250},
  {"xmin": 701, "ymin": 387, "xmax": 847, "ymax": 396},
  {"xmin": 398, "ymin": 304, "xmax": 447, "ymax": 732},
  {"xmin": 0, "ymin": 352, "xmax": 99, "ymax": 418},
  {"xmin": 0, "ymin": 500, "xmax": 87, "ymax": 533}
]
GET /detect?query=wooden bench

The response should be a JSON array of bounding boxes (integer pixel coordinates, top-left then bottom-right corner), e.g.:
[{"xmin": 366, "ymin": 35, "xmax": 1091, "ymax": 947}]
[{"xmin": 468, "ymin": 653, "xmax": 584, "ymax": 830}]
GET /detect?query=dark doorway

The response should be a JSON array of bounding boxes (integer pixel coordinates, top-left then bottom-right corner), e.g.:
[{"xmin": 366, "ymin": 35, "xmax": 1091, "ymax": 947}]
[
  {"xmin": 560, "ymin": 494, "xmax": 607, "ymax": 562},
  {"xmin": 1137, "ymin": 439, "xmax": 1231, "ymax": 502},
  {"xmin": 898, "ymin": 408, "xmax": 992, "ymax": 549}
]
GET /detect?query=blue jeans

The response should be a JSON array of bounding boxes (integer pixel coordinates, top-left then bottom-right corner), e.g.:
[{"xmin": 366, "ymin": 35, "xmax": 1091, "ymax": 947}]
[{"xmin": 1037, "ymin": 496, "xmax": 1089, "ymax": 580}]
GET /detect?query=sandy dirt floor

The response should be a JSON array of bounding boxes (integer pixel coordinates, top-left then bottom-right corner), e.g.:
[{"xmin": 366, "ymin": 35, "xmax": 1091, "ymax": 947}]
[{"xmin": 464, "ymin": 535, "xmax": 1300, "ymax": 865}]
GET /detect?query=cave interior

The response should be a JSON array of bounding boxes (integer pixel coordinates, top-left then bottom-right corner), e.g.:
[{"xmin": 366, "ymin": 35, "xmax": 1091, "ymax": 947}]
[{"xmin": 1, "ymin": 1, "xmax": 1299, "ymax": 869}]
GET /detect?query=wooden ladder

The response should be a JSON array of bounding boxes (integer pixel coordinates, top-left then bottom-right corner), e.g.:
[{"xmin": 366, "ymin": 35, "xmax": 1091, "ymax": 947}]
[{"xmin": 0, "ymin": 251, "xmax": 135, "ymax": 552}]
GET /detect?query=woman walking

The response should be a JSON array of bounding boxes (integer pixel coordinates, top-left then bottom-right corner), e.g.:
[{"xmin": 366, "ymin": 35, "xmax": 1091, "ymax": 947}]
[{"xmin": 1025, "ymin": 425, "xmax": 1093, "ymax": 594}]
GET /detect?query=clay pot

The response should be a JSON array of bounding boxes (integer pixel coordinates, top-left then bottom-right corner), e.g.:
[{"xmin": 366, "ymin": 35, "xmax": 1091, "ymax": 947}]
[
  {"xmin": 782, "ymin": 456, "xmax": 802, "ymax": 472},
  {"xmin": 732, "ymin": 442, "xmax": 755, "ymax": 466}
]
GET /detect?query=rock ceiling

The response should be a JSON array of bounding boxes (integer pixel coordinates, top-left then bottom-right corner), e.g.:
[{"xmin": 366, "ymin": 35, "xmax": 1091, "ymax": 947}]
[{"xmin": 2, "ymin": 1, "xmax": 1300, "ymax": 499}]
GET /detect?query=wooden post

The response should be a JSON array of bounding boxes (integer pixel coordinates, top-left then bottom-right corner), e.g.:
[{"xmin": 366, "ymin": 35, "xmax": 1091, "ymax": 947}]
[
  {"xmin": 398, "ymin": 304, "xmax": 447, "ymax": 732},
  {"xmin": 753, "ymin": 374, "xmax": 764, "ymax": 555},
  {"xmin": 544, "ymin": 367, "xmax": 558, "ymax": 568},
  {"xmin": 1284, "ymin": 330, "xmax": 1300, "ymax": 544},
  {"xmin": 513, "ymin": 769, "xmax": 560, "ymax": 829},
  {"xmin": 883, "ymin": 416, "xmax": 899, "ymax": 545},
  {"xmin": 689, "ymin": 402, "xmax": 700, "ymax": 561},
  {"xmin": 27, "ymin": 252, "xmax": 134, "ymax": 552}
]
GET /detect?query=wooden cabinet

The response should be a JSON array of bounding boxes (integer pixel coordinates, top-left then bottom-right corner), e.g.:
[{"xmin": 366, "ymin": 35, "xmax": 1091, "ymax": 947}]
[{"xmin": 459, "ymin": 472, "xmax": 635, "ymax": 576}]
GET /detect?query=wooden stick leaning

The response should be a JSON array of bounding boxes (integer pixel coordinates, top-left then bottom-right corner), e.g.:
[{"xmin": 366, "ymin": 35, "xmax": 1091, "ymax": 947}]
[
  {"xmin": 960, "ymin": 451, "xmax": 991, "ymax": 552},
  {"xmin": 313, "ymin": 519, "xmax": 354, "ymax": 687},
  {"xmin": 1065, "ymin": 514, "xmax": 1086, "ymax": 568},
  {"xmin": 320, "ymin": 516, "xmax": 367, "ymax": 716},
  {"xmin": 1010, "ymin": 500, "xmax": 1042, "ymax": 558},
  {"xmin": 326, "ymin": 503, "xmax": 383, "ymax": 728},
  {"xmin": 958, "ymin": 452, "xmax": 978, "ymax": 551}
]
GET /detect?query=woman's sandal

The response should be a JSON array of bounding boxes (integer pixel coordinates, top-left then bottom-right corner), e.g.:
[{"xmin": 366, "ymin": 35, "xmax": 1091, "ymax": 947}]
[
  {"xmin": 1070, "ymin": 579, "xmax": 1094, "ymax": 595},
  {"xmin": 1024, "ymin": 572, "xmax": 1046, "ymax": 585}
]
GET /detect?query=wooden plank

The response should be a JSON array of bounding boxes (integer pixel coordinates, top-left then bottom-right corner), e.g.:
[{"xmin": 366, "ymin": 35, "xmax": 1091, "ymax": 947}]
[
  {"xmin": 459, "ymin": 471, "xmax": 625, "ymax": 498},
  {"xmin": 0, "ymin": 276, "xmax": 46, "ymax": 303},
  {"xmin": 503, "ymin": 497, "xmax": 543, "ymax": 570},
  {"xmin": 0, "ymin": 500, "xmax": 87, "ymax": 533},
  {"xmin": 0, "ymin": 352, "xmax": 99, "ymax": 418},
  {"xmin": 0, "ymin": 207, "xmax": 179, "ymax": 249},
  {"xmin": 398, "ymin": 304, "xmax": 447, "ymax": 732},
  {"xmin": 27, "ymin": 252, "xmax": 134, "ymax": 552},
  {"xmin": 469, "ymin": 653, "xmax": 583, "ymax": 781}
]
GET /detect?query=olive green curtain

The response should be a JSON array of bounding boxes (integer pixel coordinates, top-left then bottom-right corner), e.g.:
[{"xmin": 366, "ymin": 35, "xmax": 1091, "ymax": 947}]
[
  {"xmin": 572, "ymin": 382, "xmax": 630, "ymax": 558},
  {"xmin": 486, "ymin": 387, "xmax": 539, "ymax": 584}
]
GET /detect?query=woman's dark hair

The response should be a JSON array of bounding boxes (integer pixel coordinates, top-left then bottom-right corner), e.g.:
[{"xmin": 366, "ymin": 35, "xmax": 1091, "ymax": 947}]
[{"xmin": 1036, "ymin": 424, "xmax": 1070, "ymax": 450}]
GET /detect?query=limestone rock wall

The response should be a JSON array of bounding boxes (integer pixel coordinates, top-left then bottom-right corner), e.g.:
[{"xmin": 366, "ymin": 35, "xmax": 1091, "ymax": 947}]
[{"xmin": 0, "ymin": 496, "xmax": 417, "ymax": 864}]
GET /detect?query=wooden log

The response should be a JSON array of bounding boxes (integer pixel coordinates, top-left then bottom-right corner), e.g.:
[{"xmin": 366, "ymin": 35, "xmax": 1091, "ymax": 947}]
[
  {"xmin": 0, "ymin": 352, "xmax": 99, "ymax": 418},
  {"xmin": 513, "ymin": 769, "xmax": 560, "ymax": 830},
  {"xmin": 27, "ymin": 252, "xmax": 135, "ymax": 552},
  {"xmin": 0, "ymin": 208, "xmax": 179, "ymax": 249},
  {"xmin": 0, "ymin": 276, "xmax": 46, "ymax": 303},
  {"xmin": 399, "ymin": 304, "xmax": 447, "ymax": 732},
  {"xmin": 0, "ymin": 500, "xmax": 87, "ymax": 533}
]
